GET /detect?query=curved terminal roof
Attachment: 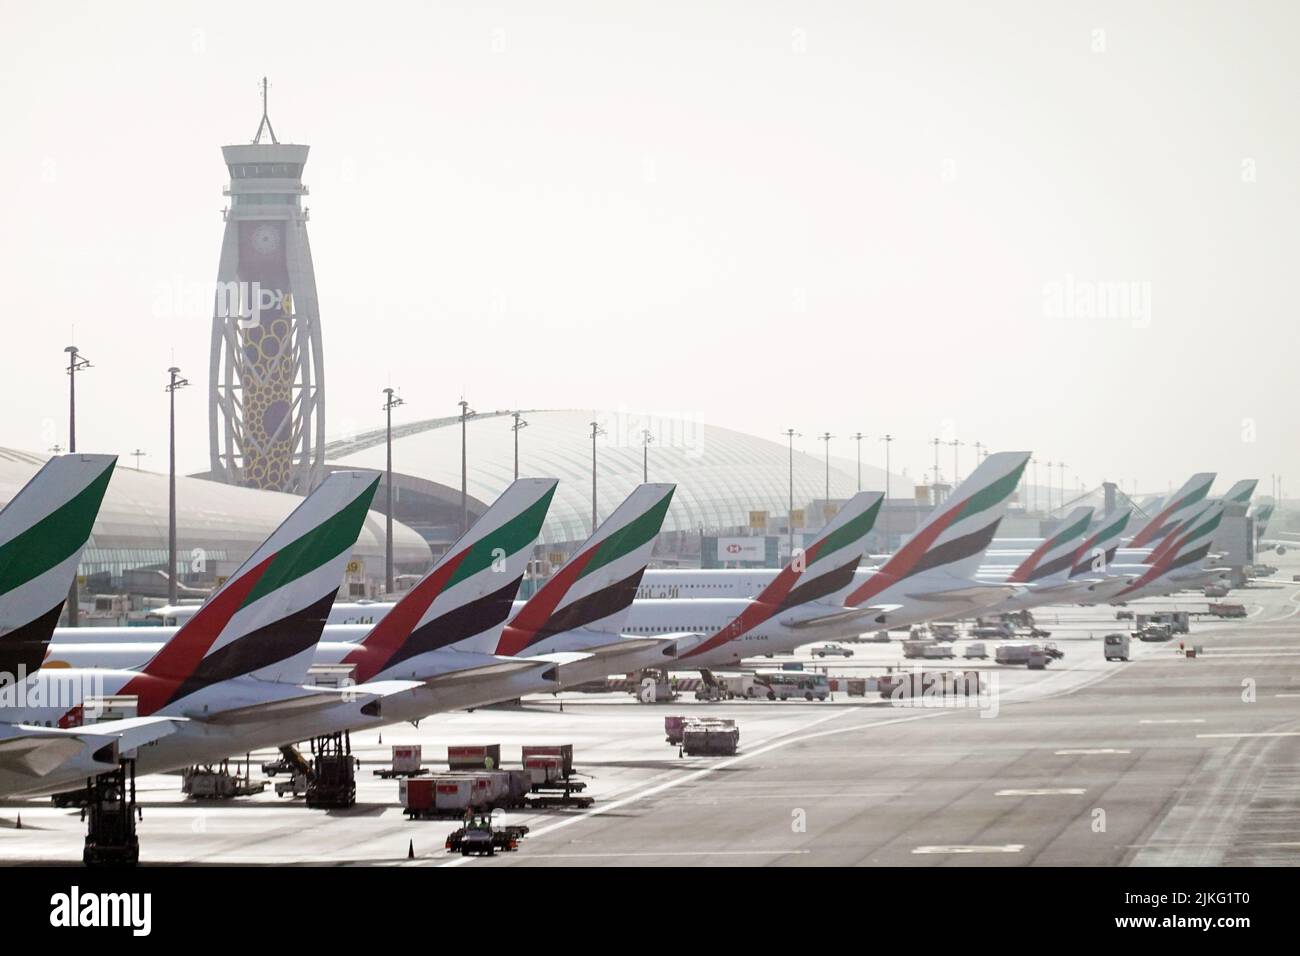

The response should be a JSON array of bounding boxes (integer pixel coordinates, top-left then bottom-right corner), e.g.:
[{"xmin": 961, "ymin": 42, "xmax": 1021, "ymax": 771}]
[
  {"xmin": 0, "ymin": 448, "xmax": 431, "ymax": 578},
  {"xmin": 325, "ymin": 409, "xmax": 913, "ymax": 547}
]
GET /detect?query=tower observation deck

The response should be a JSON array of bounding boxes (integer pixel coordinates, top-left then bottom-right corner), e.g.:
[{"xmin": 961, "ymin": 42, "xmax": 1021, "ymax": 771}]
[{"xmin": 209, "ymin": 79, "xmax": 325, "ymax": 493}]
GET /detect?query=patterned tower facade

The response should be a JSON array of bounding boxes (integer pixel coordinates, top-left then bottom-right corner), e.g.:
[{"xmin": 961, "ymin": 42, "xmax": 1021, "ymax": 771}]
[{"xmin": 208, "ymin": 97, "xmax": 325, "ymax": 493}]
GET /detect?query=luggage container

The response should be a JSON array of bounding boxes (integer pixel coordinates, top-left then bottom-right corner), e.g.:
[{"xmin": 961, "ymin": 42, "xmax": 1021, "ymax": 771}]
[
  {"xmin": 398, "ymin": 777, "xmax": 438, "ymax": 817},
  {"xmin": 435, "ymin": 777, "xmax": 476, "ymax": 812},
  {"xmin": 665, "ymin": 715, "xmax": 687, "ymax": 744},
  {"xmin": 681, "ymin": 720, "xmax": 739, "ymax": 756},
  {"xmin": 448, "ymin": 744, "xmax": 501, "ymax": 770},
  {"xmin": 376, "ymin": 744, "xmax": 426, "ymax": 778},
  {"xmin": 995, "ymin": 644, "xmax": 1037, "ymax": 665},
  {"xmin": 521, "ymin": 744, "xmax": 574, "ymax": 777}
]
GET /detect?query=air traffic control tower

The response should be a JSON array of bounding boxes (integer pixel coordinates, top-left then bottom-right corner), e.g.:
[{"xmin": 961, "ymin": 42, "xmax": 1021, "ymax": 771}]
[{"xmin": 209, "ymin": 79, "xmax": 325, "ymax": 493}]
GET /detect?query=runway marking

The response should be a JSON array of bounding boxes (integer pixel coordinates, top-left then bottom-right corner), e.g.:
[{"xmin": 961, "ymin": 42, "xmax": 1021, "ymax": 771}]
[
  {"xmin": 912, "ymin": 844, "xmax": 1023, "ymax": 854},
  {"xmin": 1196, "ymin": 731, "xmax": 1300, "ymax": 739},
  {"xmin": 1140, "ymin": 719, "xmax": 1205, "ymax": 724},
  {"xmin": 996, "ymin": 788, "xmax": 1086, "ymax": 796},
  {"xmin": 1055, "ymin": 748, "xmax": 1130, "ymax": 755},
  {"xmin": 440, "ymin": 708, "xmax": 950, "ymax": 867},
  {"xmin": 516, "ymin": 849, "xmax": 812, "ymax": 859},
  {"xmin": 1276, "ymin": 694, "xmax": 1300, "ymax": 699}
]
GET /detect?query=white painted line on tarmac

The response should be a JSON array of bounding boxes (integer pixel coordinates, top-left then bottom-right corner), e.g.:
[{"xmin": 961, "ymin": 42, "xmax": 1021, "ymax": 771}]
[
  {"xmin": 441, "ymin": 707, "xmax": 950, "ymax": 867},
  {"xmin": 520, "ymin": 849, "xmax": 812, "ymax": 859},
  {"xmin": 996, "ymin": 788, "xmax": 1086, "ymax": 796},
  {"xmin": 1055, "ymin": 748, "xmax": 1131, "ymax": 755},
  {"xmin": 1276, "ymin": 694, "xmax": 1300, "ymax": 699},
  {"xmin": 1140, "ymin": 718, "xmax": 1205, "ymax": 724},
  {"xmin": 913, "ymin": 844, "xmax": 1024, "ymax": 854},
  {"xmin": 1196, "ymin": 731, "xmax": 1300, "ymax": 739}
]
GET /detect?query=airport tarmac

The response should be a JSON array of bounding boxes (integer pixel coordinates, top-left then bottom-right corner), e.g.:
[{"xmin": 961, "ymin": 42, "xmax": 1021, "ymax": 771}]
[{"xmin": 2, "ymin": 556, "xmax": 1298, "ymax": 866}]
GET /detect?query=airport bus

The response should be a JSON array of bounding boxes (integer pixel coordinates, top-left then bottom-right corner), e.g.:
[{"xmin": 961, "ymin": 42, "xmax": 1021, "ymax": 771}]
[{"xmin": 752, "ymin": 671, "xmax": 830, "ymax": 701}]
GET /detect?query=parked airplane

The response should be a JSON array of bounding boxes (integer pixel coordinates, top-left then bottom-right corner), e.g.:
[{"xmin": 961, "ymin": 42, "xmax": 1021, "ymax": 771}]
[
  {"xmin": 1126, "ymin": 473, "xmax": 1216, "ymax": 549},
  {"xmin": 0, "ymin": 470, "xmax": 383, "ymax": 797},
  {"xmin": 628, "ymin": 451, "xmax": 1030, "ymax": 633},
  {"xmin": 620, "ymin": 490, "xmax": 891, "ymax": 667}
]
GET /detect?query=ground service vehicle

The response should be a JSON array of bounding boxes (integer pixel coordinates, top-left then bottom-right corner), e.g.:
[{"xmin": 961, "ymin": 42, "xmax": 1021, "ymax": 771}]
[
  {"xmin": 812, "ymin": 643, "xmax": 854, "ymax": 658},
  {"xmin": 963, "ymin": 642, "xmax": 987, "ymax": 660},
  {"xmin": 1104, "ymin": 633, "xmax": 1131, "ymax": 661},
  {"xmin": 1208, "ymin": 602, "xmax": 1246, "ymax": 619},
  {"xmin": 754, "ymin": 671, "xmax": 829, "ymax": 700}
]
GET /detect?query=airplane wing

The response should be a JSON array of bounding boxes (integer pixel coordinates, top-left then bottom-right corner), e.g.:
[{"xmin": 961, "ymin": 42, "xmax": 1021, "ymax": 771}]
[
  {"xmin": 572, "ymin": 635, "xmax": 702, "ymax": 660},
  {"xmin": 903, "ymin": 584, "xmax": 1019, "ymax": 603},
  {"xmin": 420, "ymin": 658, "xmax": 561, "ymax": 686},
  {"xmin": 0, "ymin": 716, "xmax": 184, "ymax": 777},
  {"xmin": 780, "ymin": 604, "xmax": 901, "ymax": 630},
  {"xmin": 0, "ymin": 731, "xmax": 96, "ymax": 778},
  {"xmin": 184, "ymin": 691, "xmax": 363, "ymax": 726}
]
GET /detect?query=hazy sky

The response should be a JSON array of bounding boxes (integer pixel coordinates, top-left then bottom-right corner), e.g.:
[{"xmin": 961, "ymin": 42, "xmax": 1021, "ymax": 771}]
[{"xmin": 1, "ymin": 1, "xmax": 1295, "ymax": 496}]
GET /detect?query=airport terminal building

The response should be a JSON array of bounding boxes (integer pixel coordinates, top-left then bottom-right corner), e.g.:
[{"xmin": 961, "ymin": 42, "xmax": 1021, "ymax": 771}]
[{"xmin": 323, "ymin": 408, "xmax": 918, "ymax": 566}]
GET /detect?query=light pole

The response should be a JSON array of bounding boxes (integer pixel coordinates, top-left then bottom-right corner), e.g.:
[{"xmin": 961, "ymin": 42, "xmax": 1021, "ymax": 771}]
[
  {"xmin": 382, "ymin": 387, "xmax": 404, "ymax": 593},
  {"xmin": 589, "ymin": 420, "xmax": 605, "ymax": 532},
  {"xmin": 641, "ymin": 429, "xmax": 654, "ymax": 483},
  {"xmin": 818, "ymin": 433, "xmax": 833, "ymax": 507},
  {"xmin": 64, "ymin": 346, "xmax": 91, "ymax": 626},
  {"xmin": 165, "ymin": 367, "xmax": 189, "ymax": 606},
  {"xmin": 131, "ymin": 449, "xmax": 147, "ymax": 471},
  {"xmin": 973, "ymin": 441, "xmax": 984, "ymax": 465},
  {"xmin": 1044, "ymin": 461, "xmax": 1053, "ymax": 514},
  {"xmin": 880, "ymin": 434, "xmax": 893, "ymax": 502},
  {"xmin": 511, "ymin": 411, "xmax": 528, "ymax": 480},
  {"xmin": 880, "ymin": 434, "xmax": 893, "ymax": 551},
  {"xmin": 1031, "ymin": 458, "xmax": 1039, "ymax": 513},
  {"xmin": 1057, "ymin": 462, "xmax": 1067, "ymax": 514},
  {"xmin": 931, "ymin": 438, "xmax": 942, "ymax": 502},
  {"xmin": 783, "ymin": 428, "xmax": 800, "ymax": 557},
  {"xmin": 851, "ymin": 432, "xmax": 865, "ymax": 491},
  {"xmin": 458, "ymin": 398, "xmax": 476, "ymax": 534},
  {"xmin": 950, "ymin": 439, "xmax": 964, "ymax": 486},
  {"xmin": 65, "ymin": 345, "xmax": 91, "ymax": 454}
]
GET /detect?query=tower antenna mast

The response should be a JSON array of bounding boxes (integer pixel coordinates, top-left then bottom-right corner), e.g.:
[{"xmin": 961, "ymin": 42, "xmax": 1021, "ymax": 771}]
[{"xmin": 253, "ymin": 76, "xmax": 278, "ymax": 145}]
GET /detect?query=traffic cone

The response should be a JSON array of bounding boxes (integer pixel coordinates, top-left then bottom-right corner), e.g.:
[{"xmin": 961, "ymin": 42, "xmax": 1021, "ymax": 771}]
[
  {"xmin": 14, "ymin": 814, "xmax": 20, "ymax": 830},
  {"xmin": 407, "ymin": 839, "xmax": 414, "ymax": 860}
]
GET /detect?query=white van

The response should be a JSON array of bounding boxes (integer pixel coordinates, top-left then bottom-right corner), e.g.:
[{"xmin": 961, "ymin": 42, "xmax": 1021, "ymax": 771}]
[{"xmin": 1104, "ymin": 632, "xmax": 1130, "ymax": 662}]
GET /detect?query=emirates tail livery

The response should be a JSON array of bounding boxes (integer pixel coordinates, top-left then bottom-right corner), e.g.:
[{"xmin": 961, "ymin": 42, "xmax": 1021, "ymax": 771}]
[
  {"xmin": 0, "ymin": 454, "xmax": 128, "ymax": 787},
  {"xmin": 494, "ymin": 483, "xmax": 697, "ymax": 682},
  {"xmin": 620, "ymin": 490, "xmax": 889, "ymax": 667},
  {"xmin": 833, "ymin": 450, "xmax": 1030, "ymax": 628},
  {"xmin": 1112, "ymin": 501, "xmax": 1227, "ymax": 601},
  {"xmin": 43, "ymin": 479, "xmax": 572, "ymax": 714},
  {"xmin": 973, "ymin": 505, "xmax": 1094, "ymax": 611},
  {"xmin": 1127, "ymin": 472, "xmax": 1215, "ymax": 549},
  {"xmin": 0, "ymin": 454, "xmax": 116, "ymax": 676},
  {"xmin": 0, "ymin": 470, "xmax": 381, "ymax": 796}
]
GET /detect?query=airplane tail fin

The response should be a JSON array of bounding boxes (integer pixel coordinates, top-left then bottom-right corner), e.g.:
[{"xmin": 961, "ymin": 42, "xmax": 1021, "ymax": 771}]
[
  {"xmin": 1128, "ymin": 473, "xmax": 1215, "ymax": 548},
  {"xmin": 0, "ymin": 454, "xmax": 116, "ymax": 675},
  {"xmin": 678, "ymin": 491, "xmax": 883, "ymax": 660},
  {"xmin": 122, "ymin": 471, "xmax": 380, "ymax": 713},
  {"xmin": 766, "ymin": 491, "xmax": 883, "ymax": 608},
  {"xmin": 1252, "ymin": 502, "xmax": 1275, "ymax": 540},
  {"xmin": 845, "ymin": 451, "xmax": 1029, "ymax": 605},
  {"xmin": 1007, "ymin": 506, "xmax": 1093, "ymax": 583},
  {"xmin": 496, "ymin": 483, "xmax": 675, "ymax": 655},
  {"xmin": 1147, "ymin": 502, "xmax": 1224, "ymax": 569},
  {"xmin": 1069, "ymin": 507, "xmax": 1132, "ymax": 577},
  {"xmin": 1219, "ymin": 479, "xmax": 1258, "ymax": 508},
  {"xmin": 343, "ymin": 478, "xmax": 557, "ymax": 677}
]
